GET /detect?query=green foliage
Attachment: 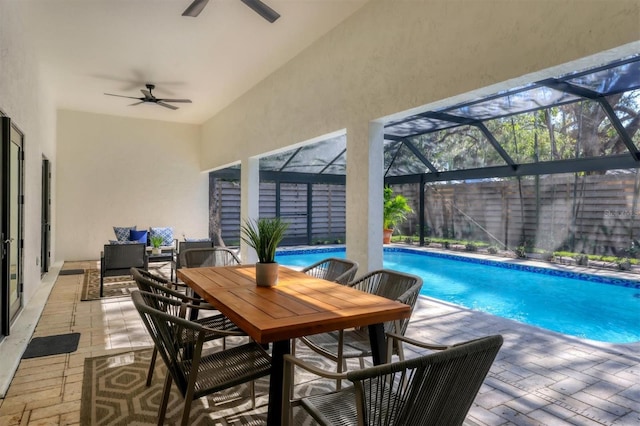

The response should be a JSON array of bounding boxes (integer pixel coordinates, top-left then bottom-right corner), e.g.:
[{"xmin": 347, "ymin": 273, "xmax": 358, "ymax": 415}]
[
  {"xmin": 240, "ymin": 217, "xmax": 289, "ymax": 263},
  {"xmin": 150, "ymin": 235, "xmax": 163, "ymax": 249},
  {"xmin": 383, "ymin": 186, "xmax": 412, "ymax": 229},
  {"xmin": 574, "ymin": 254, "xmax": 589, "ymax": 266},
  {"xmin": 465, "ymin": 242, "xmax": 478, "ymax": 252},
  {"xmin": 487, "ymin": 246, "xmax": 499, "ymax": 255},
  {"xmin": 617, "ymin": 258, "xmax": 631, "ymax": 271}
]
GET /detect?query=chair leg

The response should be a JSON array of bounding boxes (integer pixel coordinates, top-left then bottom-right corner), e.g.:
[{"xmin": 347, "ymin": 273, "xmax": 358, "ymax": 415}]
[
  {"xmin": 146, "ymin": 348, "xmax": 158, "ymax": 386},
  {"xmin": 158, "ymin": 374, "xmax": 173, "ymax": 426},
  {"xmin": 99, "ymin": 274, "xmax": 104, "ymax": 298},
  {"xmin": 181, "ymin": 393, "xmax": 194, "ymax": 426},
  {"xmin": 336, "ymin": 330, "xmax": 345, "ymax": 390},
  {"xmin": 250, "ymin": 380, "xmax": 256, "ymax": 409}
]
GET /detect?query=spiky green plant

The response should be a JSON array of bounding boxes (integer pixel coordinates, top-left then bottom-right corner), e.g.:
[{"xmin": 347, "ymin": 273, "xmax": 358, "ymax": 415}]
[
  {"xmin": 240, "ymin": 217, "xmax": 289, "ymax": 263},
  {"xmin": 150, "ymin": 235, "xmax": 164, "ymax": 249}
]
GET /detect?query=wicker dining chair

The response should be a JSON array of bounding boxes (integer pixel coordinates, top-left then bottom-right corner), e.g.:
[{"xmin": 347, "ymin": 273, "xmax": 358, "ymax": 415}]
[
  {"xmin": 131, "ymin": 290, "xmax": 272, "ymax": 426},
  {"xmin": 294, "ymin": 269, "xmax": 423, "ymax": 389},
  {"xmin": 182, "ymin": 247, "xmax": 241, "ymax": 268},
  {"xmin": 130, "ymin": 267, "xmax": 245, "ymax": 386},
  {"xmin": 283, "ymin": 333, "xmax": 504, "ymax": 426},
  {"xmin": 301, "ymin": 257, "xmax": 359, "ymax": 285},
  {"xmin": 172, "ymin": 240, "xmax": 215, "ymax": 275}
]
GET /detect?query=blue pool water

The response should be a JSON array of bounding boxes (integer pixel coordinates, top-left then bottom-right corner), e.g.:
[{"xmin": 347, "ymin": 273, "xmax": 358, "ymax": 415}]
[{"xmin": 275, "ymin": 247, "xmax": 640, "ymax": 343}]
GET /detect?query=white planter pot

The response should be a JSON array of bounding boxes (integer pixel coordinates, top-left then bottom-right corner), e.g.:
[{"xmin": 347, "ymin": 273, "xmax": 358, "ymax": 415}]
[{"xmin": 255, "ymin": 262, "xmax": 279, "ymax": 287}]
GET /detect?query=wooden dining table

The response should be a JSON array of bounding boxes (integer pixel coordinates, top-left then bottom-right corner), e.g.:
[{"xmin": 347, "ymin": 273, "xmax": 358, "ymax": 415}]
[{"xmin": 178, "ymin": 264, "xmax": 411, "ymax": 425}]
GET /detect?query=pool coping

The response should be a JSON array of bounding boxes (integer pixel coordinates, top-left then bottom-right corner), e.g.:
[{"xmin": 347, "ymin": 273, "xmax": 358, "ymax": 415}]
[{"xmin": 276, "ymin": 244, "xmax": 640, "ymax": 289}]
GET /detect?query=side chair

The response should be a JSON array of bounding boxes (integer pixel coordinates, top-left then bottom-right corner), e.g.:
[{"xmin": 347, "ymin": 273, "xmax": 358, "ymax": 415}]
[
  {"xmin": 182, "ymin": 246, "xmax": 241, "ymax": 268},
  {"xmin": 172, "ymin": 240, "xmax": 215, "ymax": 277},
  {"xmin": 294, "ymin": 269, "xmax": 423, "ymax": 389},
  {"xmin": 301, "ymin": 257, "xmax": 359, "ymax": 285},
  {"xmin": 100, "ymin": 243, "xmax": 148, "ymax": 297},
  {"xmin": 130, "ymin": 267, "xmax": 245, "ymax": 386},
  {"xmin": 131, "ymin": 290, "xmax": 272, "ymax": 426},
  {"xmin": 283, "ymin": 333, "xmax": 504, "ymax": 426}
]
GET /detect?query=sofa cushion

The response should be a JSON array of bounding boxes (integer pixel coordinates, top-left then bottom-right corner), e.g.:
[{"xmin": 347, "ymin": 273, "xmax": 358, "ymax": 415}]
[
  {"xmin": 113, "ymin": 226, "xmax": 136, "ymax": 242},
  {"xmin": 129, "ymin": 229, "xmax": 148, "ymax": 244},
  {"xmin": 150, "ymin": 227, "xmax": 174, "ymax": 247},
  {"xmin": 109, "ymin": 240, "xmax": 138, "ymax": 245}
]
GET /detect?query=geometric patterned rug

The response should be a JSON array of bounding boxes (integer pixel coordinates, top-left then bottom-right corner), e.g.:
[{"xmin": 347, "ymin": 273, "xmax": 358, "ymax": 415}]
[
  {"xmin": 81, "ymin": 345, "xmax": 339, "ymax": 425},
  {"xmin": 81, "ymin": 263, "xmax": 172, "ymax": 301}
]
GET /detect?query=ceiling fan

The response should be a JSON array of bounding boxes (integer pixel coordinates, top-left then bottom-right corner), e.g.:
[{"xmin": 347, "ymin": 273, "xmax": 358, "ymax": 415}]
[
  {"xmin": 182, "ymin": 0, "xmax": 280, "ymax": 23},
  {"xmin": 104, "ymin": 84, "xmax": 192, "ymax": 110}
]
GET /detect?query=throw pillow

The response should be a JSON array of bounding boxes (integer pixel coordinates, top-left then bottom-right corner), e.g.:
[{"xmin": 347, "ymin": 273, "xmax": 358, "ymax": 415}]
[
  {"xmin": 129, "ymin": 229, "xmax": 148, "ymax": 244},
  {"xmin": 150, "ymin": 227, "xmax": 174, "ymax": 247},
  {"xmin": 113, "ymin": 226, "xmax": 136, "ymax": 242},
  {"xmin": 185, "ymin": 238, "xmax": 211, "ymax": 242}
]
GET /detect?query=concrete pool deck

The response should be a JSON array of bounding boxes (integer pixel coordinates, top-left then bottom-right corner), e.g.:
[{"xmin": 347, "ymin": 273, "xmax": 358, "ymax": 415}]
[
  {"xmin": 407, "ymin": 295, "xmax": 640, "ymax": 425},
  {"xmin": 0, "ymin": 256, "xmax": 638, "ymax": 425}
]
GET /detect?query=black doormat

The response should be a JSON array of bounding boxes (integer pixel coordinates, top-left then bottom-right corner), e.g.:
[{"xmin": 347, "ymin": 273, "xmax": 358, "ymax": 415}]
[
  {"xmin": 22, "ymin": 332, "xmax": 81, "ymax": 359},
  {"xmin": 59, "ymin": 269, "xmax": 85, "ymax": 275}
]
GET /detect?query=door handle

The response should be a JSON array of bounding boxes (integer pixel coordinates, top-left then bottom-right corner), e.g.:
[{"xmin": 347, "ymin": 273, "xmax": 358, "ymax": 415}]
[{"xmin": 3, "ymin": 238, "xmax": 14, "ymax": 244}]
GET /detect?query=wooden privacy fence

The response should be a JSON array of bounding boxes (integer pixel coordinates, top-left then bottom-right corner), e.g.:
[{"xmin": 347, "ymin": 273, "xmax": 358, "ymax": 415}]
[
  {"xmin": 398, "ymin": 173, "xmax": 640, "ymax": 255},
  {"xmin": 211, "ymin": 173, "xmax": 640, "ymax": 255},
  {"xmin": 211, "ymin": 179, "xmax": 346, "ymax": 246}
]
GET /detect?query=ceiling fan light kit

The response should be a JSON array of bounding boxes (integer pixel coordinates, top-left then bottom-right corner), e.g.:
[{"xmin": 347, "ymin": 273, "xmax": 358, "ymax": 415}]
[
  {"xmin": 104, "ymin": 84, "xmax": 192, "ymax": 110},
  {"xmin": 182, "ymin": 0, "xmax": 280, "ymax": 22}
]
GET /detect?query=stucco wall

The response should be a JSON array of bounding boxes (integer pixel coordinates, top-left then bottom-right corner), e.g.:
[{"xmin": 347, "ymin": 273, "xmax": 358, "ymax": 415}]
[
  {"xmin": 0, "ymin": 2, "xmax": 56, "ymax": 304},
  {"xmin": 56, "ymin": 110, "xmax": 207, "ymax": 260},
  {"xmin": 200, "ymin": 0, "xmax": 640, "ymax": 270}
]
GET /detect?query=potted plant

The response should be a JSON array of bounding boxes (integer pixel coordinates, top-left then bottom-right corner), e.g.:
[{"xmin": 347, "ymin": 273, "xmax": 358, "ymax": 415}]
[
  {"xmin": 150, "ymin": 235, "xmax": 164, "ymax": 255},
  {"xmin": 241, "ymin": 217, "xmax": 289, "ymax": 286},
  {"xmin": 383, "ymin": 186, "xmax": 413, "ymax": 244}
]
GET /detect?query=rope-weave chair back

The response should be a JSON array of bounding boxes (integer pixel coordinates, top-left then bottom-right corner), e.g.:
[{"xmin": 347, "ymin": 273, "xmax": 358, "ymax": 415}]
[
  {"xmin": 350, "ymin": 269, "xmax": 423, "ymax": 334},
  {"xmin": 302, "ymin": 257, "xmax": 359, "ymax": 285},
  {"xmin": 131, "ymin": 290, "xmax": 201, "ymax": 397},
  {"xmin": 131, "ymin": 267, "xmax": 185, "ymax": 307},
  {"xmin": 348, "ymin": 334, "xmax": 503, "ymax": 425},
  {"xmin": 182, "ymin": 247, "xmax": 241, "ymax": 268}
]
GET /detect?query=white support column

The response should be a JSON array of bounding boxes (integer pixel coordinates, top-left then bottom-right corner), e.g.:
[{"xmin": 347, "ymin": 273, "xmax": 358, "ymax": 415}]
[
  {"xmin": 240, "ymin": 156, "xmax": 260, "ymax": 263},
  {"xmin": 346, "ymin": 120, "xmax": 384, "ymax": 273}
]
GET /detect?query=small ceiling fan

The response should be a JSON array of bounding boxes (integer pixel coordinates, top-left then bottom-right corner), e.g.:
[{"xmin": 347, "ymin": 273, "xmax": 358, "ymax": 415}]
[
  {"xmin": 104, "ymin": 84, "xmax": 192, "ymax": 110},
  {"xmin": 182, "ymin": 0, "xmax": 280, "ymax": 23}
]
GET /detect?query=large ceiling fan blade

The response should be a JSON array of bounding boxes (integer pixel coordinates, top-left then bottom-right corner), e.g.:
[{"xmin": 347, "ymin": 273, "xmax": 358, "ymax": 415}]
[
  {"xmin": 159, "ymin": 98, "xmax": 192, "ymax": 103},
  {"xmin": 105, "ymin": 93, "xmax": 142, "ymax": 100},
  {"xmin": 129, "ymin": 101, "xmax": 145, "ymax": 106},
  {"xmin": 157, "ymin": 102, "xmax": 179, "ymax": 110},
  {"xmin": 182, "ymin": 0, "xmax": 210, "ymax": 17},
  {"xmin": 140, "ymin": 89, "xmax": 154, "ymax": 99},
  {"xmin": 241, "ymin": 0, "xmax": 280, "ymax": 23}
]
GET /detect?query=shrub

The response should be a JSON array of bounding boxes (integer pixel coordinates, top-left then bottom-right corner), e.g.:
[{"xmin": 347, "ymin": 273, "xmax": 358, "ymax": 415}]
[
  {"xmin": 574, "ymin": 254, "xmax": 589, "ymax": 266},
  {"xmin": 515, "ymin": 246, "xmax": 527, "ymax": 258},
  {"xmin": 487, "ymin": 246, "xmax": 499, "ymax": 255},
  {"xmin": 617, "ymin": 258, "xmax": 632, "ymax": 271},
  {"xmin": 465, "ymin": 242, "xmax": 478, "ymax": 252}
]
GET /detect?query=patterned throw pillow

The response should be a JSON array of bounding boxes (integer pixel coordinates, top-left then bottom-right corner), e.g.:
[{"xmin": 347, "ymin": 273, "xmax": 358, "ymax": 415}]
[
  {"xmin": 113, "ymin": 226, "xmax": 136, "ymax": 242},
  {"xmin": 150, "ymin": 227, "xmax": 174, "ymax": 247}
]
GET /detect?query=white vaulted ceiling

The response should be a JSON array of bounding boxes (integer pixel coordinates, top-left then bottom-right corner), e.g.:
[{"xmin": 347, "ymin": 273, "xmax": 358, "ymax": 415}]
[{"xmin": 15, "ymin": 0, "xmax": 367, "ymax": 124}]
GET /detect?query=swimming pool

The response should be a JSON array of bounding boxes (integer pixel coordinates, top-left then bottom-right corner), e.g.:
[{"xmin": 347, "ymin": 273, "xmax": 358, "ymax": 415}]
[{"xmin": 275, "ymin": 247, "xmax": 640, "ymax": 343}]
